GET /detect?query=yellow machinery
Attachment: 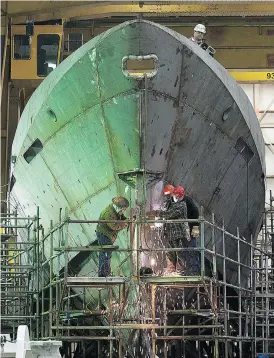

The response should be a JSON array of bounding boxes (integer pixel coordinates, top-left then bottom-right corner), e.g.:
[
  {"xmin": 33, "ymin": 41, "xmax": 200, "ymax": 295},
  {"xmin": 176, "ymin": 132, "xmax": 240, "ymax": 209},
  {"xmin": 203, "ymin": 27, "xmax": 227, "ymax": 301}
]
[{"xmin": 11, "ymin": 25, "xmax": 63, "ymax": 80}]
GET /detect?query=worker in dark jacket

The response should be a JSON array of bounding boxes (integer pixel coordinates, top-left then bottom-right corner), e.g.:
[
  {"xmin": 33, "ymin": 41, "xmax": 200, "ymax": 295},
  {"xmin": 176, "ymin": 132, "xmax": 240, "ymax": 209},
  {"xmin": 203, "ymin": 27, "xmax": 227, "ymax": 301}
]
[
  {"xmin": 183, "ymin": 195, "xmax": 199, "ymax": 236},
  {"xmin": 96, "ymin": 197, "xmax": 129, "ymax": 277},
  {"xmin": 161, "ymin": 185, "xmax": 190, "ymax": 275},
  {"xmin": 162, "ymin": 184, "xmax": 200, "ymax": 275},
  {"xmin": 163, "ymin": 185, "xmax": 199, "ymax": 236},
  {"xmin": 184, "ymin": 194, "xmax": 200, "ymax": 275}
]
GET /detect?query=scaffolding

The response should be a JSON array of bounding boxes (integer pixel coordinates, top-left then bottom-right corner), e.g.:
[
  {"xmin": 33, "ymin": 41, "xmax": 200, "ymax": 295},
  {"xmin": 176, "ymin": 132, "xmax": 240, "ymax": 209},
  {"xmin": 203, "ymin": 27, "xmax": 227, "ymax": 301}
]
[
  {"xmin": 35, "ymin": 203, "xmax": 274, "ymax": 358},
  {"xmin": 1, "ymin": 198, "xmax": 274, "ymax": 357},
  {"xmin": 254, "ymin": 190, "xmax": 274, "ymax": 357},
  {"xmin": 0, "ymin": 208, "xmax": 40, "ymax": 340}
]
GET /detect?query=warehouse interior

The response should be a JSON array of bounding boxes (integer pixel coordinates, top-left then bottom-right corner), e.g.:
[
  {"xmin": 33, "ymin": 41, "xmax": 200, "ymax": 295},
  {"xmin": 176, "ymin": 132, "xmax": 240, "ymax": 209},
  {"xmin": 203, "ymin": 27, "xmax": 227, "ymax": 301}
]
[{"xmin": 1, "ymin": 1, "xmax": 274, "ymax": 357}]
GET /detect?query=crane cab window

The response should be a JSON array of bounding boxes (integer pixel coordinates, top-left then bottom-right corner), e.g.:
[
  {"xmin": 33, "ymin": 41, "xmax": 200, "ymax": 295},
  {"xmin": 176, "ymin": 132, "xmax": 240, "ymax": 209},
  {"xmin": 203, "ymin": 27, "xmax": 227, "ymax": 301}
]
[
  {"xmin": 13, "ymin": 35, "xmax": 31, "ymax": 59},
  {"xmin": 37, "ymin": 34, "xmax": 60, "ymax": 77}
]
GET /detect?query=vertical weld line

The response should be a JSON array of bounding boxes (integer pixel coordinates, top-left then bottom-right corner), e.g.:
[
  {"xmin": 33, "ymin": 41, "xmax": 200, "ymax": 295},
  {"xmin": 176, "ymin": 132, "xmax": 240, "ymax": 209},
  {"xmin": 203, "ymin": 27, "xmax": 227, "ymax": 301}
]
[
  {"xmin": 143, "ymin": 74, "xmax": 148, "ymax": 205},
  {"xmin": 144, "ymin": 74, "xmax": 148, "ymax": 173},
  {"xmin": 95, "ymin": 48, "xmax": 118, "ymax": 193},
  {"xmin": 164, "ymin": 50, "xmax": 185, "ymax": 179},
  {"xmin": 138, "ymin": 19, "xmax": 142, "ymax": 170},
  {"xmin": 94, "ymin": 47, "xmax": 121, "ymax": 310},
  {"xmin": 139, "ymin": 94, "xmax": 142, "ymax": 169}
]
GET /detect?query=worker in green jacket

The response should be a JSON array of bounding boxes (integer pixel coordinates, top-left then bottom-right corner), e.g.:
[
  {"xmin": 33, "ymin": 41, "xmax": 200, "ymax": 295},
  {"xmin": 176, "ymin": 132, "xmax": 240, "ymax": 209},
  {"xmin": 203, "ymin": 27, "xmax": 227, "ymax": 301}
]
[{"xmin": 96, "ymin": 197, "xmax": 129, "ymax": 277}]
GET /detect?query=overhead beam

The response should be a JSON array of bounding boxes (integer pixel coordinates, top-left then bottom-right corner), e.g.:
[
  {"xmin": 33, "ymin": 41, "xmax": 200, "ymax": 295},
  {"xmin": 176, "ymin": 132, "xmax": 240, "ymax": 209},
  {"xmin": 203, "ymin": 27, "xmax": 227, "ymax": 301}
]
[{"xmin": 7, "ymin": 2, "xmax": 274, "ymax": 24}]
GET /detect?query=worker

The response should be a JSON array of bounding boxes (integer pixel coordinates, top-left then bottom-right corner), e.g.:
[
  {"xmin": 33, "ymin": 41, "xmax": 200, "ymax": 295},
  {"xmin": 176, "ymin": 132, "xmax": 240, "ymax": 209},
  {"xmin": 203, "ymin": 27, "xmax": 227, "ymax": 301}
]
[
  {"xmin": 161, "ymin": 185, "xmax": 190, "ymax": 275},
  {"xmin": 183, "ymin": 194, "xmax": 200, "ymax": 275},
  {"xmin": 162, "ymin": 184, "xmax": 175, "ymax": 210},
  {"xmin": 163, "ymin": 184, "xmax": 174, "ymax": 196},
  {"xmin": 162, "ymin": 184, "xmax": 201, "ymax": 275},
  {"xmin": 183, "ymin": 195, "xmax": 199, "ymax": 236},
  {"xmin": 190, "ymin": 24, "xmax": 215, "ymax": 57},
  {"xmin": 96, "ymin": 197, "xmax": 129, "ymax": 277},
  {"xmin": 163, "ymin": 183, "xmax": 199, "ymax": 236}
]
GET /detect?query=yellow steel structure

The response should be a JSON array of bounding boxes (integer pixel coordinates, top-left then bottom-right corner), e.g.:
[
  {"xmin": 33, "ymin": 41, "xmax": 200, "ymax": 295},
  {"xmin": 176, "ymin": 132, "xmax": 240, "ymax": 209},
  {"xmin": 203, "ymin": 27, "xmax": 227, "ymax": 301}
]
[
  {"xmin": 230, "ymin": 70, "xmax": 274, "ymax": 82},
  {"xmin": 62, "ymin": 24, "xmax": 274, "ymax": 70},
  {"xmin": 10, "ymin": 23, "xmax": 274, "ymax": 82},
  {"xmin": 4, "ymin": 1, "xmax": 274, "ymax": 23},
  {"xmin": 11, "ymin": 25, "xmax": 63, "ymax": 80}
]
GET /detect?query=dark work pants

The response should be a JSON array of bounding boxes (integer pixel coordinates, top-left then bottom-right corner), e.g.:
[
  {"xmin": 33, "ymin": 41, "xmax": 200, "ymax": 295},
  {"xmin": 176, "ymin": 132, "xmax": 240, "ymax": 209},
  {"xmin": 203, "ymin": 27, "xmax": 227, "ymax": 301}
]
[
  {"xmin": 167, "ymin": 237, "xmax": 200, "ymax": 275},
  {"xmin": 96, "ymin": 232, "xmax": 113, "ymax": 277},
  {"xmin": 187, "ymin": 237, "xmax": 201, "ymax": 275}
]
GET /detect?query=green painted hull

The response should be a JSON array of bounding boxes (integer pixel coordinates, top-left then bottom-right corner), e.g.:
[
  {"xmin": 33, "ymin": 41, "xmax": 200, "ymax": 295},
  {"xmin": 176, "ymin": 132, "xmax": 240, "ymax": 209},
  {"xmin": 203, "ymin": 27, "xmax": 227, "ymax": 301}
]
[{"xmin": 12, "ymin": 22, "xmax": 142, "ymax": 271}]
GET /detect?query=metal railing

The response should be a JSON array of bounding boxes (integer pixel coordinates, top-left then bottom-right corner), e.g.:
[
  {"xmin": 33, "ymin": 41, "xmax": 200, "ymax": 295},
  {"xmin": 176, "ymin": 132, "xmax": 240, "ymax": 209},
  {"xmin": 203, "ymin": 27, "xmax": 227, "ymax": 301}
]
[
  {"xmin": 2, "ymin": 200, "xmax": 273, "ymax": 357},
  {"xmin": 36, "ymin": 205, "xmax": 274, "ymax": 358},
  {"xmin": 0, "ymin": 208, "xmax": 40, "ymax": 340}
]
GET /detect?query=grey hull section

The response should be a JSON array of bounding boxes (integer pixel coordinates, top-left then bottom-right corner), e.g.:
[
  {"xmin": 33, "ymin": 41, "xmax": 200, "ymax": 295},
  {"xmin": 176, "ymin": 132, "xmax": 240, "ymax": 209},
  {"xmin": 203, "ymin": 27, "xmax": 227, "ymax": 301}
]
[{"xmin": 136, "ymin": 20, "xmax": 265, "ymax": 286}]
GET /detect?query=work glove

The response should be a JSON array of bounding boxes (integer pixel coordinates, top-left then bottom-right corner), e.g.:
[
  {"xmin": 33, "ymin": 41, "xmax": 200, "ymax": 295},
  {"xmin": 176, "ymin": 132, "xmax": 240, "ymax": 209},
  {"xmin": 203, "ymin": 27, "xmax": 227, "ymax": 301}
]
[{"xmin": 191, "ymin": 226, "xmax": 200, "ymax": 238}]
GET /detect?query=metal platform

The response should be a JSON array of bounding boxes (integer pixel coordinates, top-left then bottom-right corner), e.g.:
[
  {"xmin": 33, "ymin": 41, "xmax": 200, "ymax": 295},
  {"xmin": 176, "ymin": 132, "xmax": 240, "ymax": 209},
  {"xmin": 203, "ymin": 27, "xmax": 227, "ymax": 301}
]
[
  {"xmin": 54, "ymin": 245, "xmax": 120, "ymax": 252},
  {"xmin": 66, "ymin": 276, "xmax": 129, "ymax": 287},
  {"xmin": 168, "ymin": 309, "xmax": 214, "ymax": 317},
  {"xmin": 141, "ymin": 275, "xmax": 204, "ymax": 285}
]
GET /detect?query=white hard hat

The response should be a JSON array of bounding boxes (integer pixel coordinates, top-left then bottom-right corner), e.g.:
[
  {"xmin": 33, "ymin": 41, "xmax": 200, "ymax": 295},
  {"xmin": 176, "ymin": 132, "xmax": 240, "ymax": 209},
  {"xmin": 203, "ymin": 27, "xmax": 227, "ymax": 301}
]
[{"xmin": 194, "ymin": 24, "xmax": 206, "ymax": 34}]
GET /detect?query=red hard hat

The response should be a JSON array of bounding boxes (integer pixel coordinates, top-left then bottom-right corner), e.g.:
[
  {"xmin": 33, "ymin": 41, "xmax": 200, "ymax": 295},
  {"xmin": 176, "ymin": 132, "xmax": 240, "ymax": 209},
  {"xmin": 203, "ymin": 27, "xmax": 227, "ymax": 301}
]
[
  {"xmin": 173, "ymin": 186, "xmax": 185, "ymax": 198},
  {"xmin": 163, "ymin": 184, "xmax": 174, "ymax": 195}
]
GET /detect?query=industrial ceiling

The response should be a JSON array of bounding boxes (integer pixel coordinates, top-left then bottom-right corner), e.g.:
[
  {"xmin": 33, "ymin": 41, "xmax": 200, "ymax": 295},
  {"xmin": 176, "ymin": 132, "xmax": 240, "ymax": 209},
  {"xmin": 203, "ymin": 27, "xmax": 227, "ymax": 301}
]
[{"xmin": 2, "ymin": 1, "xmax": 274, "ymax": 24}]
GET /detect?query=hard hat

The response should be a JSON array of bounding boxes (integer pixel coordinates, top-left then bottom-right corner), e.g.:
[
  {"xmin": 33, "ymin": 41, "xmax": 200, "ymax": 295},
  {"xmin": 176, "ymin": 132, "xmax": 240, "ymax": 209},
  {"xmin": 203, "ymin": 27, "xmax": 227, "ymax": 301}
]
[
  {"xmin": 163, "ymin": 184, "xmax": 174, "ymax": 196},
  {"xmin": 112, "ymin": 197, "xmax": 129, "ymax": 208},
  {"xmin": 173, "ymin": 186, "xmax": 185, "ymax": 198},
  {"xmin": 194, "ymin": 24, "xmax": 206, "ymax": 34}
]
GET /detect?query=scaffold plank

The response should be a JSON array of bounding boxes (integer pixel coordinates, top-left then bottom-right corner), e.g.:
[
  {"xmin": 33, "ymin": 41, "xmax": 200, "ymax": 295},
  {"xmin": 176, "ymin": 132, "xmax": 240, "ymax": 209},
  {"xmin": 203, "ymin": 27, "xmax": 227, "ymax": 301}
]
[
  {"xmin": 60, "ymin": 310, "xmax": 106, "ymax": 317},
  {"xmin": 55, "ymin": 336, "xmax": 115, "ymax": 341},
  {"xmin": 168, "ymin": 309, "xmax": 214, "ymax": 317},
  {"xmin": 52, "ymin": 324, "xmax": 159, "ymax": 330},
  {"xmin": 141, "ymin": 276, "xmax": 204, "ymax": 284},
  {"xmin": 54, "ymin": 245, "xmax": 119, "ymax": 252},
  {"xmin": 66, "ymin": 276, "xmax": 129, "ymax": 286}
]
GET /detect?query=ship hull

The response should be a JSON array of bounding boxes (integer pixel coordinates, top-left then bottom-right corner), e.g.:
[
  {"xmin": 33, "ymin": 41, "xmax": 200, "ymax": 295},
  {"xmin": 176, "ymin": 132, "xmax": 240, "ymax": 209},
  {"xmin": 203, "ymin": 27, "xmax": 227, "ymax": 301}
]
[{"xmin": 10, "ymin": 19, "xmax": 265, "ymax": 353}]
